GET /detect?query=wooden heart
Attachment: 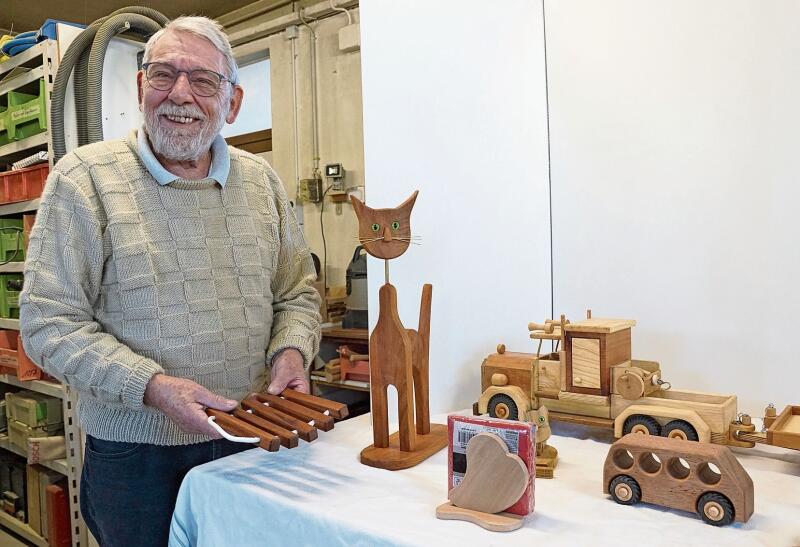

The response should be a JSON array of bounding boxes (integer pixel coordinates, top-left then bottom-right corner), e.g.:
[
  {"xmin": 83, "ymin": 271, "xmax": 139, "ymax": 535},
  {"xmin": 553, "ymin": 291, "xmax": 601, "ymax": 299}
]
[{"xmin": 449, "ymin": 433, "xmax": 529, "ymax": 514}]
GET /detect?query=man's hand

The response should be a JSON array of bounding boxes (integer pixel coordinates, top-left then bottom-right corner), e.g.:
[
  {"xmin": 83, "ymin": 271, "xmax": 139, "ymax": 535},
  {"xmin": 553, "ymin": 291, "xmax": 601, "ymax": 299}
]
[
  {"xmin": 267, "ymin": 348, "xmax": 309, "ymax": 394},
  {"xmin": 143, "ymin": 374, "xmax": 237, "ymax": 438}
]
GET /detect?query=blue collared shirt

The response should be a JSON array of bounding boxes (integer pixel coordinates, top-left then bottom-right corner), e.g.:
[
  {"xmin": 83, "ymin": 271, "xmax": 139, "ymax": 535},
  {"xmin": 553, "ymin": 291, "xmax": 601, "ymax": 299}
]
[{"xmin": 136, "ymin": 125, "xmax": 231, "ymax": 187}]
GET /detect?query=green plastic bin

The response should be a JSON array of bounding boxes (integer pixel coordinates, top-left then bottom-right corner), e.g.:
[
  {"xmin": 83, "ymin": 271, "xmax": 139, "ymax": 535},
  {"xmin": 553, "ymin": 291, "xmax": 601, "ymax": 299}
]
[
  {"xmin": 6, "ymin": 79, "xmax": 47, "ymax": 141},
  {"xmin": 0, "ymin": 274, "xmax": 23, "ymax": 319},
  {"xmin": 0, "ymin": 219, "xmax": 24, "ymax": 262}
]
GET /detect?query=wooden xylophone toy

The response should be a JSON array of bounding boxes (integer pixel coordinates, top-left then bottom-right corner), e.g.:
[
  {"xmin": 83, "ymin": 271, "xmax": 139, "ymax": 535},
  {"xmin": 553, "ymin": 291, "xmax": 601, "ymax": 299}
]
[{"xmin": 205, "ymin": 389, "xmax": 349, "ymax": 451}]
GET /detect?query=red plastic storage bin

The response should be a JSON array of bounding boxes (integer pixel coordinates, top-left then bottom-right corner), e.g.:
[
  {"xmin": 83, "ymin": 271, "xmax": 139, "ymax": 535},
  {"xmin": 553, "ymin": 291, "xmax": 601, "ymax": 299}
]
[{"xmin": 0, "ymin": 163, "xmax": 48, "ymax": 205}]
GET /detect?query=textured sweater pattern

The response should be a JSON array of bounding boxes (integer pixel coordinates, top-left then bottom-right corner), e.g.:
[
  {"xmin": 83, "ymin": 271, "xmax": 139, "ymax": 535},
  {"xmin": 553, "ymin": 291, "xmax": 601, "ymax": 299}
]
[{"xmin": 20, "ymin": 131, "xmax": 321, "ymax": 445}]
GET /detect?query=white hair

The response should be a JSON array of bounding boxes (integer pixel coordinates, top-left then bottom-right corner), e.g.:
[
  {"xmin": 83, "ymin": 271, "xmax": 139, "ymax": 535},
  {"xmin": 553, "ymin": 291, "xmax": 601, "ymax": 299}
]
[{"xmin": 142, "ymin": 15, "xmax": 239, "ymax": 85}]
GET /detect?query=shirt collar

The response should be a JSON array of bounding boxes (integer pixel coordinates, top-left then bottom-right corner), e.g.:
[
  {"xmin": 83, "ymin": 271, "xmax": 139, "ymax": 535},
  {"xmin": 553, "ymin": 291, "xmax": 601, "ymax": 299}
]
[{"xmin": 137, "ymin": 125, "xmax": 230, "ymax": 187}]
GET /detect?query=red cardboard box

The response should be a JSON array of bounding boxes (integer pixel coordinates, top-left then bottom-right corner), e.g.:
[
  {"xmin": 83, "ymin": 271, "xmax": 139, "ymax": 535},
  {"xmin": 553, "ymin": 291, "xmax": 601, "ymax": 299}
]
[{"xmin": 447, "ymin": 414, "xmax": 536, "ymax": 516}]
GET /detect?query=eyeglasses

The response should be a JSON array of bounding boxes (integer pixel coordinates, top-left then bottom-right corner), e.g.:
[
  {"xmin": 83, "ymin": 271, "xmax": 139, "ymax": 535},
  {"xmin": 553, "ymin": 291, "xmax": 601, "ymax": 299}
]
[{"xmin": 142, "ymin": 62, "xmax": 234, "ymax": 97}]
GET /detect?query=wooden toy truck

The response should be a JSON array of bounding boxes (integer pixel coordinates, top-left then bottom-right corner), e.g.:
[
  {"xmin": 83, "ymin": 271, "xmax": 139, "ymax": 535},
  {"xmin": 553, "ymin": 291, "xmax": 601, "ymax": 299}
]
[
  {"xmin": 474, "ymin": 312, "xmax": 800, "ymax": 452},
  {"xmin": 604, "ymin": 433, "xmax": 754, "ymax": 526}
]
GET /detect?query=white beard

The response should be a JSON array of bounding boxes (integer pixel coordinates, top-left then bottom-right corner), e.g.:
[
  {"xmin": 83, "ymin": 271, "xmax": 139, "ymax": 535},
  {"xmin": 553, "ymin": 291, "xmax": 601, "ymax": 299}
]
[{"xmin": 144, "ymin": 100, "xmax": 227, "ymax": 161}]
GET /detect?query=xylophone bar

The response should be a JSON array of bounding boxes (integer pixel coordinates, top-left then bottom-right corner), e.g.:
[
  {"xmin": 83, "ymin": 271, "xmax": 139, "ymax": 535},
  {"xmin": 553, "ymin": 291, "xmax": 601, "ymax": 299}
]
[
  {"xmin": 254, "ymin": 393, "xmax": 335, "ymax": 431},
  {"xmin": 234, "ymin": 408, "xmax": 299, "ymax": 448},
  {"xmin": 206, "ymin": 389, "xmax": 347, "ymax": 451},
  {"xmin": 207, "ymin": 409, "xmax": 280, "ymax": 451},
  {"xmin": 280, "ymin": 389, "xmax": 349, "ymax": 420},
  {"xmin": 242, "ymin": 397, "xmax": 319, "ymax": 442}
]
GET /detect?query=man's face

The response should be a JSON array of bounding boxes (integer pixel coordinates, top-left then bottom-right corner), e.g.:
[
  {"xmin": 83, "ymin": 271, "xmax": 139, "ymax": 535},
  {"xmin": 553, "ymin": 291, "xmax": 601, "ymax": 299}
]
[{"xmin": 137, "ymin": 31, "xmax": 243, "ymax": 161}]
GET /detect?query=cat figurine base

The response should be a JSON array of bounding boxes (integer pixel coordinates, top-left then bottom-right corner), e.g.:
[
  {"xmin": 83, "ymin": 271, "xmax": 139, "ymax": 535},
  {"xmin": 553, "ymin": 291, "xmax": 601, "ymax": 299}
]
[{"xmin": 351, "ymin": 191, "xmax": 448, "ymax": 470}]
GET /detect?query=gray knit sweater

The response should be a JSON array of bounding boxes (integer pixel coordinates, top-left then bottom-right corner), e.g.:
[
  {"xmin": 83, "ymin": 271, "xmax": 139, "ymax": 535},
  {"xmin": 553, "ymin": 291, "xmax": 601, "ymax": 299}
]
[{"xmin": 20, "ymin": 131, "xmax": 321, "ymax": 445}]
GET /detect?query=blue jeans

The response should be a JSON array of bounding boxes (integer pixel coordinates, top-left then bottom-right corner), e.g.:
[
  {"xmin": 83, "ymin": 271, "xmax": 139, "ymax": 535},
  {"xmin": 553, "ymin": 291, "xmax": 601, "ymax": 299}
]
[{"xmin": 80, "ymin": 436, "xmax": 251, "ymax": 547}]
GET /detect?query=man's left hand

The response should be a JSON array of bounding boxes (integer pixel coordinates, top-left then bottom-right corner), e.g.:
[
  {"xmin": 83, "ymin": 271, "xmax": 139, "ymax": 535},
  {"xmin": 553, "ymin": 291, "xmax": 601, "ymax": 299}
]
[{"xmin": 267, "ymin": 348, "xmax": 309, "ymax": 394}]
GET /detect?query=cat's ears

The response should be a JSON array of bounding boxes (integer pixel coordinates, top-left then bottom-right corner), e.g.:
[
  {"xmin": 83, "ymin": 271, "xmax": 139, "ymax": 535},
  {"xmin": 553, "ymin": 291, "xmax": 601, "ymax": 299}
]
[
  {"xmin": 399, "ymin": 190, "xmax": 419, "ymax": 213},
  {"xmin": 350, "ymin": 190, "xmax": 419, "ymax": 216},
  {"xmin": 350, "ymin": 193, "xmax": 367, "ymax": 219}
]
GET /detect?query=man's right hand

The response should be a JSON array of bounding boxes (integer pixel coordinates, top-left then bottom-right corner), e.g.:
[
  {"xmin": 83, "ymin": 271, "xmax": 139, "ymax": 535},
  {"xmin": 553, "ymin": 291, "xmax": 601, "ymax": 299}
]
[{"xmin": 143, "ymin": 374, "xmax": 238, "ymax": 438}]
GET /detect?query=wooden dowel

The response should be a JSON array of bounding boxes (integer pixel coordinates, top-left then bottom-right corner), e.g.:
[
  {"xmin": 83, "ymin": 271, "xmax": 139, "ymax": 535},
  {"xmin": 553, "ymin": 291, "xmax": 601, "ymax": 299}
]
[
  {"xmin": 280, "ymin": 389, "xmax": 349, "ymax": 420},
  {"xmin": 234, "ymin": 409, "xmax": 299, "ymax": 448},
  {"xmin": 242, "ymin": 397, "xmax": 319, "ymax": 442},
  {"xmin": 254, "ymin": 393, "xmax": 335, "ymax": 431},
  {"xmin": 206, "ymin": 409, "xmax": 280, "ymax": 451}
]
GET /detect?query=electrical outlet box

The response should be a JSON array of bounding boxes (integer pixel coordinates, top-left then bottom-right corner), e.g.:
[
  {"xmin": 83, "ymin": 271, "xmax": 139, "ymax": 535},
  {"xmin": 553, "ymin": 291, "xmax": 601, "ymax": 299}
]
[
  {"xmin": 338, "ymin": 24, "xmax": 360, "ymax": 53},
  {"xmin": 298, "ymin": 178, "xmax": 323, "ymax": 203},
  {"xmin": 286, "ymin": 25, "xmax": 299, "ymax": 40}
]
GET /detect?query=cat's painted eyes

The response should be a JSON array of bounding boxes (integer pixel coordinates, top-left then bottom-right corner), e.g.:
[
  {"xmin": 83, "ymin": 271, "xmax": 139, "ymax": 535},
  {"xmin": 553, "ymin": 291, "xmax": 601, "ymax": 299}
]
[
  {"xmin": 371, "ymin": 223, "xmax": 381, "ymax": 232},
  {"xmin": 391, "ymin": 221, "xmax": 401, "ymax": 230}
]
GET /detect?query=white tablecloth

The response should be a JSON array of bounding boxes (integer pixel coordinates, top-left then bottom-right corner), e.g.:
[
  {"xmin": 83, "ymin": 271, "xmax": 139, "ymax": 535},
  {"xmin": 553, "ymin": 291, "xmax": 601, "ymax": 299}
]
[{"xmin": 168, "ymin": 412, "xmax": 800, "ymax": 547}]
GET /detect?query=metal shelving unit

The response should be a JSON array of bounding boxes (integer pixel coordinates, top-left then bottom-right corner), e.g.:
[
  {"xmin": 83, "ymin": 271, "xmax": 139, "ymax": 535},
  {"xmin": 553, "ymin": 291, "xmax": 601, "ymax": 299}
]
[{"xmin": 0, "ymin": 39, "xmax": 88, "ymax": 547}]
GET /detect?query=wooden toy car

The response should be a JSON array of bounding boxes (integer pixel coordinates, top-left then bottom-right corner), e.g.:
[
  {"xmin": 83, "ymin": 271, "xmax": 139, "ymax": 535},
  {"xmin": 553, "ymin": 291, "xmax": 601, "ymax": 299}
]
[{"xmin": 603, "ymin": 433, "xmax": 753, "ymax": 526}]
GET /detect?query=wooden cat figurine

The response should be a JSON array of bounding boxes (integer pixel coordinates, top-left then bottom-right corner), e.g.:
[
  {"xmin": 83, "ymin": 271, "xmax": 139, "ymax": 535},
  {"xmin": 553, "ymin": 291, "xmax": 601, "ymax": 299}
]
[{"xmin": 351, "ymin": 191, "xmax": 448, "ymax": 469}]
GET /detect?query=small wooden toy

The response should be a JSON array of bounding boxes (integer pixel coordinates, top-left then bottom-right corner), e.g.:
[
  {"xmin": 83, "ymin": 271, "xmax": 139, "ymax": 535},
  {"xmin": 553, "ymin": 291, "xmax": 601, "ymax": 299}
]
[
  {"xmin": 603, "ymin": 433, "xmax": 753, "ymax": 526},
  {"xmin": 351, "ymin": 191, "xmax": 448, "ymax": 470},
  {"xmin": 436, "ymin": 414, "xmax": 535, "ymax": 531},
  {"xmin": 206, "ymin": 389, "xmax": 348, "ymax": 451},
  {"xmin": 338, "ymin": 345, "xmax": 370, "ymax": 382},
  {"xmin": 475, "ymin": 310, "xmax": 800, "ymax": 456}
]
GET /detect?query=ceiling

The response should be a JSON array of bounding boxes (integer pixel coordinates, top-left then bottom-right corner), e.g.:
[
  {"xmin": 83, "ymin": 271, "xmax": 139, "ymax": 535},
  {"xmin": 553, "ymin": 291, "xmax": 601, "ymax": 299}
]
[{"xmin": 0, "ymin": 0, "xmax": 260, "ymax": 35}]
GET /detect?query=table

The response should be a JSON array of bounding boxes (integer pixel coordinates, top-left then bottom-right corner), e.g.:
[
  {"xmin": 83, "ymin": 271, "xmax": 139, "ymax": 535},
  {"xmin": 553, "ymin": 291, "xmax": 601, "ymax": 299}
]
[{"xmin": 169, "ymin": 413, "xmax": 800, "ymax": 547}]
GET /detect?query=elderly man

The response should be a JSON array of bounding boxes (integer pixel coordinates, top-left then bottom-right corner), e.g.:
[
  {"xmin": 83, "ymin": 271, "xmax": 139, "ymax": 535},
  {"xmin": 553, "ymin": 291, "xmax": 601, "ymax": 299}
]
[{"xmin": 20, "ymin": 15, "xmax": 320, "ymax": 546}]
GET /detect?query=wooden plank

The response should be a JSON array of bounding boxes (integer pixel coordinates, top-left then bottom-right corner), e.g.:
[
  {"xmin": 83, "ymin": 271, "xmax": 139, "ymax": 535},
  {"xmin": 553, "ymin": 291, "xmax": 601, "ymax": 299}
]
[
  {"xmin": 558, "ymin": 391, "xmax": 610, "ymax": 406},
  {"xmin": 322, "ymin": 327, "xmax": 369, "ymax": 340},
  {"xmin": 254, "ymin": 393, "xmax": 334, "ymax": 431},
  {"xmin": 279, "ymin": 389, "xmax": 349, "ymax": 419},
  {"xmin": 565, "ymin": 318, "xmax": 636, "ymax": 334},
  {"xmin": 571, "ymin": 338, "xmax": 601, "ymax": 389},
  {"xmin": 549, "ymin": 411, "xmax": 614, "ymax": 428},
  {"xmin": 605, "ymin": 328, "xmax": 632, "ymax": 367},
  {"xmin": 537, "ymin": 356, "xmax": 561, "ymax": 391},
  {"xmin": 546, "ymin": 397, "xmax": 612, "ymax": 418}
]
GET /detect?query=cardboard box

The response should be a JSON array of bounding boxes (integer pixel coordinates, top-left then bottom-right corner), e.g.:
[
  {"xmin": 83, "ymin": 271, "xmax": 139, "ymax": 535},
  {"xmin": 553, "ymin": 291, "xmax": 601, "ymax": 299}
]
[
  {"xmin": 38, "ymin": 468, "xmax": 62, "ymax": 540},
  {"xmin": 8, "ymin": 419, "xmax": 63, "ymax": 451},
  {"xmin": 46, "ymin": 481, "xmax": 71, "ymax": 547},
  {"xmin": 447, "ymin": 414, "xmax": 536, "ymax": 516},
  {"xmin": 5, "ymin": 391, "xmax": 62, "ymax": 427},
  {"xmin": 26, "ymin": 464, "xmax": 41, "ymax": 533}
]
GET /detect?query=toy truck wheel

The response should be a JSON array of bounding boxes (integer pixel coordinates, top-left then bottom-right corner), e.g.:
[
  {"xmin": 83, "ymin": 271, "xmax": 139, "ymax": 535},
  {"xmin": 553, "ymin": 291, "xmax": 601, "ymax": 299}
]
[
  {"xmin": 488, "ymin": 394, "xmax": 519, "ymax": 420},
  {"xmin": 623, "ymin": 415, "xmax": 661, "ymax": 436},
  {"xmin": 662, "ymin": 420, "xmax": 699, "ymax": 441},
  {"xmin": 697, "ymin": 492, "xmax": 734, "ymax": 526},
  {"xmin": 609, "ymin": 475, "xmax": 641, "ymax": 505}
]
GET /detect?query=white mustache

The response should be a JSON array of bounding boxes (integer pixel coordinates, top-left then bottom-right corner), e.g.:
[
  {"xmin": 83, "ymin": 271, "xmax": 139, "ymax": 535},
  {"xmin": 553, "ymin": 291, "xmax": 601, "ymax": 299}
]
[{"xmin": 155, "ymin": 103, "xmax": 207, "ymax": 121}]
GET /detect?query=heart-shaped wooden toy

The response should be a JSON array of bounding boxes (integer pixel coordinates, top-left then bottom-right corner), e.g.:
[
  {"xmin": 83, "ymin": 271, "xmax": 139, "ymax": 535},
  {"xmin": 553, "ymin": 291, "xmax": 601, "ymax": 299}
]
[{"xmin": 449, "ymin": 432, "xmax": 529, "ymax": 514}]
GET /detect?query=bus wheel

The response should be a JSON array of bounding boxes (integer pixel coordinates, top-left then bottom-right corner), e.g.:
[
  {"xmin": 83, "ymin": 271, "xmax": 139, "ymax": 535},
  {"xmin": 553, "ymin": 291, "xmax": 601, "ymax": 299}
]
[
  {"xmin": 697, "ymin": 492, "xmax": 734, "ymax": 526},
  {"xmin": 609, "ymin": 475, "xmax": 641, "ymax": 505}
]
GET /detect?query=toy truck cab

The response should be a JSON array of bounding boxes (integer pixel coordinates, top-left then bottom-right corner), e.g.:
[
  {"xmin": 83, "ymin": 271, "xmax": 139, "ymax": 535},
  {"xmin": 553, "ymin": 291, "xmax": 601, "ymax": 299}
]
[{"xmin": 603, "ymin": 433, "xmax": 754, "ymax": 525}]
